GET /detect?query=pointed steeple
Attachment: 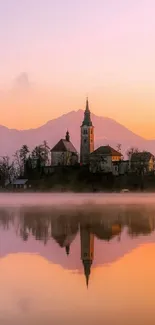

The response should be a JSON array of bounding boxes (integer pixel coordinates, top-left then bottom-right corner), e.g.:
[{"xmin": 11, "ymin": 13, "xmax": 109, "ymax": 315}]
[
  {"xmin": 83, "ymin": 260, "xmax": 92, "ymax": 288},
  {"xmin": 81, "ymin": 97, "xmax": 93, "ymax": 127},
  {"xmin": 86, "ymin": 97, "xmax": 89, "ymax": 111},
  {"xmin": 80, "ymin": 225, "xmax": 94, "ymax": 289},
  {"xmin": 65, "ymin": 130, "xmax": 70, "ymax": 142},
  {"xmin": 65, "ymin": 245, "xmax": 70, "ymax": 255}
]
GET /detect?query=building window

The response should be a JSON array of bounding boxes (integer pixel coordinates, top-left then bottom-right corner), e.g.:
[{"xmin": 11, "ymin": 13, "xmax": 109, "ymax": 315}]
[
  {"xmin": 83, "ymin": 129, "xmax": 87, "ymax": 135},
  {"xmin": 84, "ymin": 139, "xmax": 87, "ymax": 143}
]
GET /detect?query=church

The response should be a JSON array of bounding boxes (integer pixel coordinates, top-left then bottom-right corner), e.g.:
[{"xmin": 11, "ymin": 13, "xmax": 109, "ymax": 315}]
[
  {"xmin": 80, "ymin": 98, "xmax": 122, "ymax": 174},
  {"xmin": 80, "ymin": 98, "xmax": 94, "ymax": 164},
  {"xmin": 51, "ymin": 130, "xmax": 78, "ymax": 166},
  {"xmin": 51, "ymin": 98, "xmax": 122, "ymax": 172}
]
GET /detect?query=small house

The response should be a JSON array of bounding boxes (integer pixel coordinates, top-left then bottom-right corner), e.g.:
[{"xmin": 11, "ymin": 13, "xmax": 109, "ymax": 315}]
[
  {"xmin": 89, "ymin": 145, "xmax": 122, "ymax": 173},
  {"xmin": 12, "ymin": 179, "xmax": 31, "ymax": 189},
  {"xmin": 112, "ymin": 160, "xmax": 129, "ymax": 176},
  {"xmin": 130, "ymin": 152, "xmax": 154, "ymax": 173}
]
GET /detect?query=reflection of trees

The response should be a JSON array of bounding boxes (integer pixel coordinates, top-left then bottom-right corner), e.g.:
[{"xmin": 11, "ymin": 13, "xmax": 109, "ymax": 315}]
[
  {"xmin": 0, "ymin": 208, "xmax": 15, "ymax": 230},
  {"xmin": 122, "ymin": 206, "xmax": 155, "ymax": 237},
  {"xmin": 128, "ymin": 220, "xmax": 153, "ymax": 237},
  {"xmin": 0, "ymin": 204, "xmax": 155, "ymax": 289},
  {"xmin": 17, "ymin": 209, "xmax": 79, "ymax": 248},
  {"xmin": 93, "ymin": 223, "xmax": 122, "ymax": 241},
  {"xmin": 18, "ymin": 209, "xmax": 52, "ymax": 244},
  {"xmin": 17, "ymin": 206, "xmax": 155, "ymax": 244},
  {"xmin": 0, "ymin": 205, "xmax": 155, "ymax": 244}
]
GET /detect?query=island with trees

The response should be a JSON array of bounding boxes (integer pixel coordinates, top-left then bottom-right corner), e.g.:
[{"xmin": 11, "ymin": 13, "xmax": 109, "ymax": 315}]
[{"xmin": 0, "ymin": 142, "xmax": 155, "ymax": 192}]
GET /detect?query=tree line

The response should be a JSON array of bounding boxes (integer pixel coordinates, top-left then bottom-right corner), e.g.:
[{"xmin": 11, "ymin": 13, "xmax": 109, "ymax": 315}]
[
  {"xmin": 0, "ymin": 141, "xmax": 51, "ymax": 185},
  {"xmin": 0, "ymin": 142, "xmax": 147, "ymax": 186}
]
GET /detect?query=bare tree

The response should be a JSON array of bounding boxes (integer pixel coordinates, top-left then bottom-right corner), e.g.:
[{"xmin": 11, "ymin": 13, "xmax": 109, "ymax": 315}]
[
  {"xmin": 116, "ymin": 144, "xmax": 122, "ymax": 152},
  {"xmin": 13, "ymin": 149, "xmax": 25, "ymax": 177},
  {"xmin": 19, "ymin": 145, "xmax": 29, "ymax": 163},
  {"xmin": 0, "ymin": 156, "xmax": 16, "ymax": 186},
  {"xmin": 32, "ymin": 143, "xmax": 49, "ymax": 167},
  {"xmin": 14, "ymin": 145, "xmax": 30, "ymax": 176},
  {"xmin": 126, "ymin": 147, "xmax": 139, "ymax": 160},
  {"xmin": 42, "ymin": 141, "xmax": 50, "ymax": 165}
]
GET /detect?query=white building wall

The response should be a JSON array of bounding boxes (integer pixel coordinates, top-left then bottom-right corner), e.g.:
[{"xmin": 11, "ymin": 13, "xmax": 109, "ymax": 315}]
[
  {"xmin": 90, "ymin": 155, "xmax": 113, "ymax": 173},
  {"xmin": 100, "ymin": 156, "xmax": 113, "ymax": 173},
  {"xmin": 51, "ymin": 151, "xmax": 78, "ymax": 166},
  {"xmin": 51, "ymin": 152, "xmax": 67, "ymax": 166}
]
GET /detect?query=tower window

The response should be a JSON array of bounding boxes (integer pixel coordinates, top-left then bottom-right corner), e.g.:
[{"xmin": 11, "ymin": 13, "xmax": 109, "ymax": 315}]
[
  {"xmin": 83, "ymin": 129, "xmax": 87, "ymax": 135},
  {"xmin": 84, "ymin": 139, "xmax": 87, "ymax": 143},
  {"xmin": 91, "ymin": 129, "xmax": 93, "ymax": 134}
]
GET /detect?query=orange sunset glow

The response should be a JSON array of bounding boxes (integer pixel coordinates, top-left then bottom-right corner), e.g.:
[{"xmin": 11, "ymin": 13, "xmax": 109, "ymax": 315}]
[
  {"xmin": 1, "ymin": 85, "xmax": 155, "ymax": 139},
  {"xmin": 1, "ymin": 244, "xmax": 155, "ymax": 325},
  {"xmin": 1, "ymin": 1, "xmax": 155, "ymax": 324},
  {"xmin": 1, "ymin": 1, "xmax": 155, "ymax": 139}
]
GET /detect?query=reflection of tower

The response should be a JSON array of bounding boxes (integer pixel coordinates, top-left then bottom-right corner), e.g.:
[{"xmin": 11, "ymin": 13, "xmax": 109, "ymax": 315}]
[
  {"xmin": 80, "ymin": 225, "xmax": 94, "ymax": 288},
  {"xmin": 65, "ymin": 245, "xmax": 70, "ymax": 255}
]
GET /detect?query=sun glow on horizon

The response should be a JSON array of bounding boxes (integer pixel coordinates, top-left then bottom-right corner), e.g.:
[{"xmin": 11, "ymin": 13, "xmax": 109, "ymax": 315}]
[{"xmin": 1, "ymin": 1, "xmax": 155, "ymax": 138}]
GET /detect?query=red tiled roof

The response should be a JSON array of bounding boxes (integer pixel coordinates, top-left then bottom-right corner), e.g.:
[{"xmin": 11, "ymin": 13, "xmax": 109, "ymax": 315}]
[
  {"xmin": 90, "ymin": 145, "xmax": 122, "ymax": 156},
  {"xmin": 51, "ymin": 139, "xmax": 77, "ymax": 153}
]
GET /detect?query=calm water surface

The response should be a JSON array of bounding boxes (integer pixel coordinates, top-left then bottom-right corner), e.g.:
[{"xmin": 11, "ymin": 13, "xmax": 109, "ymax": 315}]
[{"xmin": 1, "ymin": 193, "xmax": 155, "ymax": 325}]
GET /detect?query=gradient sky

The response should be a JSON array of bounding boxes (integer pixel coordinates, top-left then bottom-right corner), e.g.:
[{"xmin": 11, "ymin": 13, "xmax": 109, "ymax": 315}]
[{"xmin": 1, "ymin": 0, "xmax": 155, "ymax": 138}]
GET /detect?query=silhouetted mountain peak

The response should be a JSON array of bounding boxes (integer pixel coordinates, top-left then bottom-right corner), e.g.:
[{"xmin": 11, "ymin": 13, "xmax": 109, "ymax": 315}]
[{"xmin": 0, "ymin": 110, "xmax": 154, "ymax": 157}]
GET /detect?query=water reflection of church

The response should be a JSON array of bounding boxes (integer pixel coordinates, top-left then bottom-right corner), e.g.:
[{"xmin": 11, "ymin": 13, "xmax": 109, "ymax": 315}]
[
  {"xmin": 50, "ymin": 216, "xmax": 122, "ymax": 287},
  {"xmin": 6, "ymin": 206, "xmax": 155, "ymax": 288},
  {"xmin": 80, "ymin": 225, "xmax": 94, "ymax": 287},
  {"xmin": 82, "ymin": 223, "xmax": 122, "ymax": 287},
  {"xmin": 49, "ymin": 213, "xmax": 155, "ymax": 287}
]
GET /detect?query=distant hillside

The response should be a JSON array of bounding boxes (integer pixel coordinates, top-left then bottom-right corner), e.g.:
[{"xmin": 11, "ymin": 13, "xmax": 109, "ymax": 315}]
[{"xmin": 0, "ymin": 109, "xmax": 154, "ymax": 157}]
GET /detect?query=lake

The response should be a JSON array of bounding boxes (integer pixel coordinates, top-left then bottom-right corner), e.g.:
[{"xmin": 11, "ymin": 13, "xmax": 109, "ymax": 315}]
[{"xmin": 1, "ymin": 193, "xmax": 155, "ymax": 325}]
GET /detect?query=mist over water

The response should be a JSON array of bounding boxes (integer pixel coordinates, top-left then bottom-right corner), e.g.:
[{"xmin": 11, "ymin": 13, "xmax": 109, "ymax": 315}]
[{"xmin": 0, "ymin": 192, "xmax": 155, "ymax": 207}]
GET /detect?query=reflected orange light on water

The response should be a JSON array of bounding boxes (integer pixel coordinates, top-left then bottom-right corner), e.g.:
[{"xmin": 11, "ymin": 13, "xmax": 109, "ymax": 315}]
[{"xmin": 1, "ymin": 244, "xmax": 155, "ymax": 324}]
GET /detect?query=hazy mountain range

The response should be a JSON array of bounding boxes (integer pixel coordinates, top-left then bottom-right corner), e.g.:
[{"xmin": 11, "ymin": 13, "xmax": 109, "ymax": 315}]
[{"xmin": 0, "ymin": 109, "xmax": 155, "ymax": 157}]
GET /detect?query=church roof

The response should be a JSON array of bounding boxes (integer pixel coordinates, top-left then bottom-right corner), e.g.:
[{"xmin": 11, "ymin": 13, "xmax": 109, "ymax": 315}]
[
  {"xmin": 52, "ymin": 232, "xmax": 77, "ymax": 247},
  {"xmin": 90, "ymin": 145, "xmax": 122, "ymax": 156},
  {"xmin": 83, "ymin": 260, "xmax": 92, "ymax": 288},
  {"xmin": 51, "ymin": 139, "xmax": 77, "ymax": 153},
  {"xmin": 81, "ymin": 98, "xmax": 93, "ymax": 127},
  {"xmin": 93, "ymin": 224, "xmax": 122, "ymax": 241}
]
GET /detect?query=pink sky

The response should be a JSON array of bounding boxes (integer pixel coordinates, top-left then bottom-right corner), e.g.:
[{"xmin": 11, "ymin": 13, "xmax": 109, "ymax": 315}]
[{"xmin": 0, "ymin": 0, "xmax": 155, "ymax": 138}]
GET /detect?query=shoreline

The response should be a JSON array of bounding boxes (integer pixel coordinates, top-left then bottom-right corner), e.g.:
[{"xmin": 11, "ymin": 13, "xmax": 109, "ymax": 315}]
[{"xmin": 1, "ymin": 188, "xmax": 155, "ymax": 193}]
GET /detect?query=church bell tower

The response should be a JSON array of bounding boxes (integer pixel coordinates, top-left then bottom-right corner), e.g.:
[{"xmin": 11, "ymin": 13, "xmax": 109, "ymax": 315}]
[
  {"xmin": 80, "ymin": 98, "xmax": 94, "ymax": 164},
  {"xmin": 80, "ymin": 225, "xmax": 94, "ymax": 288}
]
